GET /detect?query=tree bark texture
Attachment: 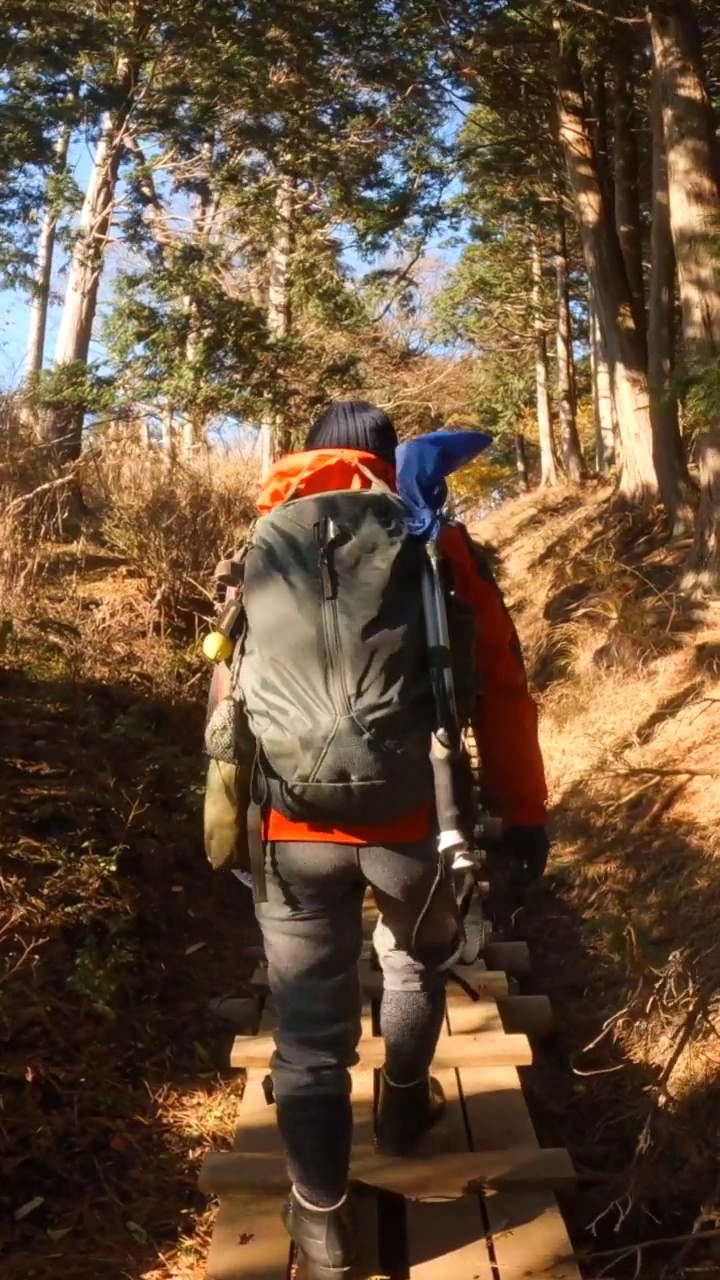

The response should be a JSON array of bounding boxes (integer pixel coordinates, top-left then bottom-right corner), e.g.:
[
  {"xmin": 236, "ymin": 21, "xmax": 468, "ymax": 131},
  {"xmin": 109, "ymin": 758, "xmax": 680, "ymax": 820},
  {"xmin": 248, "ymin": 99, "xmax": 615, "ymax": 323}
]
[
  {"xmin": 161, "ymin": 404, "xmax": 176, "ymax": 466},
  {"xmin": 649, "ymin": 1, "xmax": 720, "ymax": 362},
  {"xmin": 648, "ymin": 61, "xmax": 694, "ymax": 533},
  {"xmin": 532, "ymin": 235, "xmax": 559, "ymax": 487},
  {"xmin": 555, "ymin": 36, "xmax": 658, "ymax": 504},
  {"xmin": 684, "ymin": 431, "xmax": 720, "ymax": 593},
  {"xmin": 182, "ymin": 138, "xmax": 215, "ymax": 455},
  {"xmin": 25, "ymin": 122, "xmax": 71, "ymax": 383},
  {"xmin": 612, "ymin": 49, "xmax": 647, "ymax": 346},
  {"xmin": 587, "ymin": 67, "xmax": 614, "ymax": 212},
  {"xmin": 590, "ymin": 287, "xmax": 617, "ymax": 471},
  {"xmin": 259, "ymin": 172, "xmax": 296, "ymax": 479},
  {"xmin": 515, "ymin": 432, "xmax": 530, "ymax": 492},
  {"xmin": 46, "ymin": 66, "xmax": 134, "ymax": 464},
  {"xmin": 555, "ymin": 211, "xmax": 585, "ymax": 481}
]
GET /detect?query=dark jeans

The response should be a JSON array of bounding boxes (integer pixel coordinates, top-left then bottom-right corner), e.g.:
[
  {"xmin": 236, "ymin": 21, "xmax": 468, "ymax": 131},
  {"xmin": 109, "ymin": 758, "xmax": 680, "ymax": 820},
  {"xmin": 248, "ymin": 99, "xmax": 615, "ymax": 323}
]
[{"xmin": 254, "ymin": 837, "xmax": 457, "ymax": 1205}]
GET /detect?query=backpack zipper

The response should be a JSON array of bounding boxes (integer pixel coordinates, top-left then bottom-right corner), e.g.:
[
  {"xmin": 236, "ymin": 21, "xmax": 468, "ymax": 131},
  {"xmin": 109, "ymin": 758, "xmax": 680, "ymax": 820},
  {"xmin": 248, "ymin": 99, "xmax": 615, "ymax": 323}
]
[{"xmin": 318, "ymin": 521, "xmax": 351, "ymax": 715}]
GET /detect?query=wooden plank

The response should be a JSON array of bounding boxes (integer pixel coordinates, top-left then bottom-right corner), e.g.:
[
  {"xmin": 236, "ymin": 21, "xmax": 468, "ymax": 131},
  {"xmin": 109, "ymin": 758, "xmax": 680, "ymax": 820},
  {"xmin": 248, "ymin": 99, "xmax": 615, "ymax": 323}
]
[
  {"xmin": 444, "ymin": 995, "xmax": 553, "ymax": 1038},
  {"xmin": 406, "ymin": 1067, "xmax": 494, "ymax": 1280},
  {"xmin": 205, "ymin": 1070, "xmax": 289, "ymax": 1279},
  {"xmin": 199, "ymin": 1145, "xmax": 575, "ymax": 1198},
  {"xmin": 446, "ymin": 1027, "xmax": 580, "ymax": 1279},
  {"xmin": 230, "ymin": 1029, "xmax": 532, "ymax": 1071},
  {"xmin": 205, "ymin": 1193, "xmax": 290, "ymax": 1280},
  {"xmin": 250, "ymin": 962, "xmax": 509, "ymax": 1000}
]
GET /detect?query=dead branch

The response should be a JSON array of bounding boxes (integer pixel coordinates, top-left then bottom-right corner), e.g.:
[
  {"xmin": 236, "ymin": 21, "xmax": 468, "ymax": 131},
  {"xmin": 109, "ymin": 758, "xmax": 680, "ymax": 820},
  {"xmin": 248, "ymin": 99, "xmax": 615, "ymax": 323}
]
[
  {"xmin": 583, "ymin": 1225, "xmax": 720, "ymax": 1263},
  {"xmin": 6, "ymin": 469, "xmax": 81, "ymax": 514},
  {"xmin": 606, "ymin": 766, "xmax": 715, "ymax": 778}
]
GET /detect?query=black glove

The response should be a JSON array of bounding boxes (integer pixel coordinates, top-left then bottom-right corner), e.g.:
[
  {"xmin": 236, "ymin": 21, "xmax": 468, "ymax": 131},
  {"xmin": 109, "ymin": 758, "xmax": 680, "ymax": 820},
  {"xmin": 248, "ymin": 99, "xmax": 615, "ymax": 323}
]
[{"xmin": 501, "ymin": 825, "xmax": 550, "ymax": 885}]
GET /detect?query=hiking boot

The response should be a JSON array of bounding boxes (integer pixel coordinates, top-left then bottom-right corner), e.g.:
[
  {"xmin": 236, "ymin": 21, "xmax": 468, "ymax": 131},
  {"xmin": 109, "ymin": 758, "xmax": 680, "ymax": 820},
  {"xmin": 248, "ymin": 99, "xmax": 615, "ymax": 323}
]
[
  {"xmin": 281, "ymin": 1186, "xmax": 356, "ymax": 1278},
  {"xmin": 375, "ymin": 1072, "xmax": 447, "ymax": 1156}
]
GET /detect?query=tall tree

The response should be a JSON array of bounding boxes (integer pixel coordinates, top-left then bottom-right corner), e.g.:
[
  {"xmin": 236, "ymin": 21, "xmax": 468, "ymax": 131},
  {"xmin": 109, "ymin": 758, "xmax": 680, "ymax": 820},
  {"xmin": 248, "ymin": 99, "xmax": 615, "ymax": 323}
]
[
  {"xmin": 650, "ymin": 0, "xmax": 720, "ymax": 581},
  {"xmin": 554, "ymin": 29, "xmax": 659, "ymax": 503},
  {"xmin": 532, "ymin": 234, "xmax": 559, "ymax": 487},
  {"xmin": 259, "ymin": 172, "xmax": 296, "ymax": 477},
  {"xmin": 46, "ymin": 80, "xmax": 135, "ymax": 463},
  {"xmin": 24, "ymin": 118, "xmax": 72, "ymax": 383},
  {"xmin": 555, "ymin": 209, "xmax": 585, "ymax": 481},
  {"xmin": 648, "ymin": 58, "xmax": 693, "ymax": 532},
  {"xmin": 590, "ymin": 286, "xmax": 617, "ymax": 471},
  {"xmin": 649, "ymin": 0, "xmax": 720, "ymax": 361},
  {"xmin": 612, "ymin": 45, "xmax": 647, "ymax": 346}
]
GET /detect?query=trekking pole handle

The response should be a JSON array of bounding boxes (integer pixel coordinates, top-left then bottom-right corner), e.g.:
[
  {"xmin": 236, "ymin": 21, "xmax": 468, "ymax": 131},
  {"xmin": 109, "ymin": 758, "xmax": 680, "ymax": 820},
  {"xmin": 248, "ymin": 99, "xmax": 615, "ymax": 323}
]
[{"xmin": 430, "ymin": 729, "xmax": 467, "ymax": 859}]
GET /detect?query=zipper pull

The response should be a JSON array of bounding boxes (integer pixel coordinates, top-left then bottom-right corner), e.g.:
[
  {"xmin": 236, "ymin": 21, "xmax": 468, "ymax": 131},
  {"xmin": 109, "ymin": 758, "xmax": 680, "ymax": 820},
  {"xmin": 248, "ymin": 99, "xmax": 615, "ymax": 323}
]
[{"xmin": 320, "ymin": 551, "xmax": 333, "ymax": 600}]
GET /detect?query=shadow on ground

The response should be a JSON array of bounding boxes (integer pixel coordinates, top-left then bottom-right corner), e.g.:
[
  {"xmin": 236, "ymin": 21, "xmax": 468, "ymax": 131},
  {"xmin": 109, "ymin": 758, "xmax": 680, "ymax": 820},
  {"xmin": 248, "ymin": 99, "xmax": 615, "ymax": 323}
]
[
  {"xmin": 0, "ymin": 665, "xmax": 260, "ymax": 1280},
  {"xmin": 520, "ymin": 782, "xmax": 720, "ymax": 1277}
]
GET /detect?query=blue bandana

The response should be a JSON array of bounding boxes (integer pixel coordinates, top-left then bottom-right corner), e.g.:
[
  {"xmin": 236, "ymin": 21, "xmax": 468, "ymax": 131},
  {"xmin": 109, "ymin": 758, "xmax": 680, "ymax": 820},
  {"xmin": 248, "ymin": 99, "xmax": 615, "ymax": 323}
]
[{"xmin": 396, "ymin": 430, "xmax": 493, "ymax": 538}]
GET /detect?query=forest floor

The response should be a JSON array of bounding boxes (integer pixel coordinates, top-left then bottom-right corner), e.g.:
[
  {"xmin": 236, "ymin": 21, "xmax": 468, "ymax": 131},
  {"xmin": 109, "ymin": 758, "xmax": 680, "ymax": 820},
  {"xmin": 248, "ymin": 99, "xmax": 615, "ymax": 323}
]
[
  {"xmin": 2, "ymin": 487, "xmax": 720, "ymax": 1278},
  {"xmin": 0, "ymin": 552, "xmax": 262, "ymax": 1279},
  {"xmin": 477, "ymin": 484, "xmax": 720, "ymax": 1279}
]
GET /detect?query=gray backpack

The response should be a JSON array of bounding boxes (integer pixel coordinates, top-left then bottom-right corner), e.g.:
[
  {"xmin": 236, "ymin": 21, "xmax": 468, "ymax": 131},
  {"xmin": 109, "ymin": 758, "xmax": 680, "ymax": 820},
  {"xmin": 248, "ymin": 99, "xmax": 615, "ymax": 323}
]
[{"xmin": 235, "ymin": 485, "xmax": 435, "ymax": 824}]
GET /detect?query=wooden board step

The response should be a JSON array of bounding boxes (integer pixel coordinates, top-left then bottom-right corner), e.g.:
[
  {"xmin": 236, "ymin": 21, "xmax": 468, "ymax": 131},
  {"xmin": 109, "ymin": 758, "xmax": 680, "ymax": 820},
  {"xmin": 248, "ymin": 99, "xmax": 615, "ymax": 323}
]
[
  {"xmin": 231, "ymin": 1027, "xmax": 531, "ymax": 1071},
  {"xmin": 204, "ymin": 1014, "xmax": 290, "ymax": 1280},
  {"xmin": 445, "ymin": 995, "xmax": 580, "ymax": 1280},
  {"xmin": 405, "ymin": 1063, "xmax": 493, "ymax": 1279},
  {"xmin": 200, "ymin": 1144, "xmax": 574, "ymax": 1199},
  {"xmin": 204, "ymin": 893, "xmax": 576, "ymax": 1279},
  {"xmin": 250, "ymin": 959, "xmax": 510, "ymax": 998}
]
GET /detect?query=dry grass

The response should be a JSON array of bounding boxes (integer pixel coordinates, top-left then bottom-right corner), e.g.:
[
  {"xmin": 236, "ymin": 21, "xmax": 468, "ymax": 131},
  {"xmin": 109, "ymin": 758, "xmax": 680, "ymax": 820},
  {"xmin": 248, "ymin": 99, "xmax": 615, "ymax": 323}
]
[
  {"xmin": 0, "ymin": 419, "xmax": 262, "ymax": 1278},
  {"xmin": 475, "ymin": 484, "xmax": 720, "ymax": 1274},
  {"xmin": 0, "ymin": 433, "xmax": 258, "ymax": 693},
  {"xmin": 0, "ymin": 650, "xmax": 259, "ymax": 1279},
  {"xmin": 94, "ymin": 445, "xmax": 258, "ymax": 636}
]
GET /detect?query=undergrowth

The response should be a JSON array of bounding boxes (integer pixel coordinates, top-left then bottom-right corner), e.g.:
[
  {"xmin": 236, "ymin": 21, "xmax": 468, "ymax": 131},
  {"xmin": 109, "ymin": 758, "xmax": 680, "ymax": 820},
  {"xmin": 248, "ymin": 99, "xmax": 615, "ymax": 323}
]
[{"xmin": 479, "ymin": 486, "xmax": 720, "ymax": 1278}]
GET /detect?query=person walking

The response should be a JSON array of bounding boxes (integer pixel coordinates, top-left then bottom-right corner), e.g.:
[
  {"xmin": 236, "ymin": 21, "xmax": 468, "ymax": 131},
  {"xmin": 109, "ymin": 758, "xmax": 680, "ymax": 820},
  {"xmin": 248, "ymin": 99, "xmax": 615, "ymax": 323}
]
[{"xmin": 204, "ymin": 400, "xmax": 548, "ymax": 1278}]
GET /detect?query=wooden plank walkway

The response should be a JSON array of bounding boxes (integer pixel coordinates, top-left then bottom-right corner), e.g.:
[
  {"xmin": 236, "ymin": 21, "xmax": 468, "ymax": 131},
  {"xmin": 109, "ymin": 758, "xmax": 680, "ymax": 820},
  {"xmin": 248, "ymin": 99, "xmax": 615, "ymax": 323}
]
[{"xmin": 201, "ymin": 890, "xmax": 580, "ymax": 1280}]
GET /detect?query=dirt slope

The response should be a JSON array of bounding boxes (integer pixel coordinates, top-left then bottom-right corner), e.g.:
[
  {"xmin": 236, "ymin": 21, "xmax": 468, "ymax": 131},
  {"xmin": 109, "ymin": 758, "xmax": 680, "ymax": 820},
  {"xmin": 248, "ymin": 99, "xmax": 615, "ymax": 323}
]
[
  {"xmin": 0, "ymin": 558, "xmax": 260, "ymax": 1280},
  {"xmin": 475, "ymin": 484, "xmax": 720, "ymax": 1276}
]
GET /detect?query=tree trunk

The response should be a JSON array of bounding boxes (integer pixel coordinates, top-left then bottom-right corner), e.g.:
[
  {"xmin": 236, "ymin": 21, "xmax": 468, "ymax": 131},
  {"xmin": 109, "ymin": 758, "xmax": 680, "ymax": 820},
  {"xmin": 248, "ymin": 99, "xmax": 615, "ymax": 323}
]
[
  {"xmin": 161, "ymin": 403, "xmax": 176, "ymax": 468},
  {"xmin": 45, "ymin": 77, "xmax": 133, "ymax": 464},
  {"xmin": 259, "ymin": 172, "xmax": 296, "ymax": 478},
  {"xmin": 555, "ymin": 211, "xmax": 585, "ymax": 481},
  {"xmin": 612, "ymin": 50, "xmax": 646, "ymax": 346},
  {"xmin": 555, "ymin": 34, "xmax": 658, "ymax": 504},
  {"xmin": 181, "ymin": 138, "xmax": 215, "ymax": 456},
  {"xmin": 684, "ymin": 431, "xmax": 720, "ymax": 593},
  {"xmin": 515, "ymin": 433, "xmax": 529, "ymax": 492},
  {"xmin": 649, "ymin": 1, "xmax": 720, "ymax": 362},
  {"xmin": 25, "ymin": 122, "xmax": 71, "ymax": 383},
  {"xmin": 648, "ymin": 60, "xmax": 694, "ymax": 534},
  {"xmin": 182, "ymin": 296, "xmax": 207, "ymax": 456},
  {"xmin": 531, "ymin": 235, "xmax": 559, "ymax": 487},
  {"xmin": 590, "ymin": 286, "xmax": 617, "ymax": 471},
  {"xmin": 587, "ymin": 67, "xmax": 614, "ymax": 211}
]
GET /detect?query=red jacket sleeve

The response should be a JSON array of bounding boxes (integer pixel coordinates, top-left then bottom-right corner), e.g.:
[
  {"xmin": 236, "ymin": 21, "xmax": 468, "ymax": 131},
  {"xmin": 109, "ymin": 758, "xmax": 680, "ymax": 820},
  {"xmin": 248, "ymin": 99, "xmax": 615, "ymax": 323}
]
[{"xmin": 441, "ymin": 523, "xmax": 548, "ymax": 828}]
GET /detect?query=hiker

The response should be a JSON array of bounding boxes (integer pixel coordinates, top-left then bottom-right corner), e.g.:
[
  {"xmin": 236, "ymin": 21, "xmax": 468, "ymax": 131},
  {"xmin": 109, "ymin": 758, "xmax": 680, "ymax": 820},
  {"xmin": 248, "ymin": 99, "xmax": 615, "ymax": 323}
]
[{"xmin": 204, "ymin": 401, "xmax": 548, "ymax": 1278}]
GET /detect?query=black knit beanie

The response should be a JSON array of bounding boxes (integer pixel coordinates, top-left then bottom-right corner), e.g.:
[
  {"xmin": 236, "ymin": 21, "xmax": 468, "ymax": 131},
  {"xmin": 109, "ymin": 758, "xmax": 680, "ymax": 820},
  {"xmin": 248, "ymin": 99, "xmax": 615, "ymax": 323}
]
[{"xmin": 305, "ymin": 400, "xmax": 398, "ymax": 467}]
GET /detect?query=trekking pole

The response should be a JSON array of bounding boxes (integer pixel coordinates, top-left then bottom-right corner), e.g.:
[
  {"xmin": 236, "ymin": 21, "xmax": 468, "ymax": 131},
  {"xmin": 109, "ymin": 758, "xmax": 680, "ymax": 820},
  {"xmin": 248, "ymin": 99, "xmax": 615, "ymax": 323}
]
[
  {"xmin": 396, "ymin": 429, "xmax": 494, "ymax": 876},
  {"xmin": 421, "ymin": 535, "xmax": 476, "ymax": 873}
]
